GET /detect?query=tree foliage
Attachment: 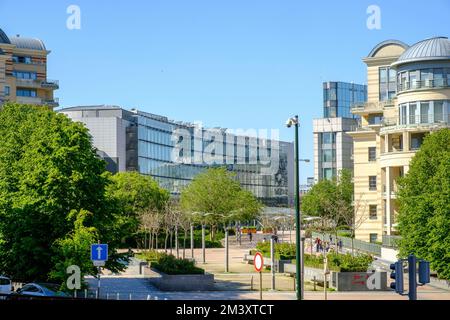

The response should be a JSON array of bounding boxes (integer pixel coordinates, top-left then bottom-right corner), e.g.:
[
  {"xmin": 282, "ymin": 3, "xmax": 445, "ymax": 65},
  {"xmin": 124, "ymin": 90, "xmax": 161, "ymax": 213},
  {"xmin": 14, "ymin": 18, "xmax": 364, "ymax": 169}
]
[
  {"xmin": 105, "ymin": 171, "xmax": 169, "ymax": 239},
  {"xmin": 180, "ymin": 167, "xmax": 262, "ymax": 230},
  {"xmin": 0, "ymin": 104, "xmax": 128, "ymax": 282},
  {"xmin": 301, "ymin": 169, "xmax": 354, "ymax": 229},
  {"xmin": 397, "ymin": 128, "xmax": 450, "ymax": 279}
]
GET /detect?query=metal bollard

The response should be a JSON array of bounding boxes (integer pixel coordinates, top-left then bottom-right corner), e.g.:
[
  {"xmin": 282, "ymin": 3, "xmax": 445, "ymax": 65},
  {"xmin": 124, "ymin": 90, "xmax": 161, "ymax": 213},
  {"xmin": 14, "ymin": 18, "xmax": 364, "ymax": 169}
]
[
  {"xmin": 313, "ymin": 276, "xmax": 316, "ymax": 291},
  {"xmin": 85, "ymin": 289, "xmax": 87, "ymax": 299},
  {"xmin": 147, "ymin": 294, "xmax": 151, "ymax": 300},
  {"xmin": 251, "ymin": 275, "xmax": 254, "ymax": 291},
  {"xmin": 117, "ymin": 292, "xmax": 120, "ymax": 300},
  {"xmin": 129, "ymin": 293, "xmax": 132, "ymax": 300},
  {"xmin": 106, "ymin": 293, "xmax": 109, "ymax": 300}
]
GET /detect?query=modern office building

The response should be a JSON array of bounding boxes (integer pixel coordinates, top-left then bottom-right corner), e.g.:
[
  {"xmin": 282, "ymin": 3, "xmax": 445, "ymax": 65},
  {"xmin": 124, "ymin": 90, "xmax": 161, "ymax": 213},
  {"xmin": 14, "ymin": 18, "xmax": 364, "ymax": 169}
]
[
  {"xmin": 0, "ymin": 27, "xmax": 58, "ymax": 108},
  {"xmin": 349, "ymin": 37, "xmax": 450, "ymax": 242},
  {"xmin": 60, "ymin": 105, "xmax": 294, "ymax": 206},
  {"xmin": 313, "ymin": 82, "xmax": 367, "ymax": 181}
]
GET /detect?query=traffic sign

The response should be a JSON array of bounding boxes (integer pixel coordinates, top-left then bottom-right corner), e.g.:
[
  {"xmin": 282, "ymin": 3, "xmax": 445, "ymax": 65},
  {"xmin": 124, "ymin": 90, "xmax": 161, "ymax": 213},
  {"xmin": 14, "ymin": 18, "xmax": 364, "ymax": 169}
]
[
  {"xmin": 254, "ymin": 252, "xmax": 264, "ymax": 272},
  {"xmin": 91, "ymin": 244, "xmax": 108, "ymax": 262}
]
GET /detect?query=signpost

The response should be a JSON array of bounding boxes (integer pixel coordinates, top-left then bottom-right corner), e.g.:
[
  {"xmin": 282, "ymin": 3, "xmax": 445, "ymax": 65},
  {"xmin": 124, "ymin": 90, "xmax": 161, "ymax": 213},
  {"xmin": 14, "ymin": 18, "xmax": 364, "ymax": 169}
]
[
  {"xmin": 323, "ymin": 256, "xmax": 329, "ymax": 301},
  {"xmin": 91, "ymin": 243, "xmax": 108, "ymax": 299},
  {"xmin": 254, "ymin": 252, "xmax": 264, "ymax": 300}
]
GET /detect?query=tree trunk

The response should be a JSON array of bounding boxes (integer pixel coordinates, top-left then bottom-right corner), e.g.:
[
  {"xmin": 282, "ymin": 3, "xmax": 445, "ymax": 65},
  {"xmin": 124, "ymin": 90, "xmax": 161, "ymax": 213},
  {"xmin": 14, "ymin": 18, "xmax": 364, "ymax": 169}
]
[
  {"xmin": 170, "ymin": 231, "xmax": 173, "ymax": 255},
  {"xmin": 164, "ymin": 230, "xmax": 169, "ymax": 253},
  {"xmin": 149, "ymin": 232, "xmax": 152, "ymax": 251},
  {"xmin": 144, "ymin": 232, "xmax": 147, "ymax": 250},
  {"xmin": 183, "ymin": 230, "xmax": 187, "ymax": 259},
  {"xmin": 175, "ymin": 227, "xmax": 179, "ymax": 258},
  {"xmin": 155, "ymin": 232, "xmax": 159, "ymax": 250}
]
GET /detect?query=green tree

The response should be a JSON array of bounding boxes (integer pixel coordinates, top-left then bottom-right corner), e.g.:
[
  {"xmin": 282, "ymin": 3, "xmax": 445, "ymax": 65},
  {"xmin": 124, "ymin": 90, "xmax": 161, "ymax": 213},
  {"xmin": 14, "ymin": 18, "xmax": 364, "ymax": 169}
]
[
  {"xmin": 397, "ymin": 128, "xmax": 450, "ymax": 279},
  {"xmin": 180, "ymin": 167, "xmax": 262, "ymax": 239},
  {"xmin": 0, "ymin": 103, "xmax": 128, "ymax": 282},
  {"xmin": 49, "ymin": 209, "xmax": 97, "ymax": 290},
  {"xmin": 301, "ymin": 169, "xmax": 356, "ymax": 251},
  {"xmin": 105, "ymin": 171, "xmax": 170, "ymax": 245}
]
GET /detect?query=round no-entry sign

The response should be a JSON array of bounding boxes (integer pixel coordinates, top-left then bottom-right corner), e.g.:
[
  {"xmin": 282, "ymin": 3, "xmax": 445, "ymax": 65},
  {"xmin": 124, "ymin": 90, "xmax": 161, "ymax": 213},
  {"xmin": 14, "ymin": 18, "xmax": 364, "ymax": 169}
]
[{"xmin": 254, "ymin": 252, "xmax": 264, "ymax": 272}]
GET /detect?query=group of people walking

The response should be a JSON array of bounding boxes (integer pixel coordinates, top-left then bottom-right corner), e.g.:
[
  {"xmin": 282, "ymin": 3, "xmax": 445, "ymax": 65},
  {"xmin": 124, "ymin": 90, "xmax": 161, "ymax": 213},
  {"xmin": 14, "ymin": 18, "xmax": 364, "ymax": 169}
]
[{"xmin": 314, "ymin": 236, "xmax": 343, "ymax": 253}]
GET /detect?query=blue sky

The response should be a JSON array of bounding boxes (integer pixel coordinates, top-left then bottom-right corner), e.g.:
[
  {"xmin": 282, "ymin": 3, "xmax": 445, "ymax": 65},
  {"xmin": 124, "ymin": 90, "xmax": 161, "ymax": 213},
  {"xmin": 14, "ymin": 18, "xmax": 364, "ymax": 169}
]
[{"xmin": 0, "ymin": 0, "xmax": 449, "ymax": 182}]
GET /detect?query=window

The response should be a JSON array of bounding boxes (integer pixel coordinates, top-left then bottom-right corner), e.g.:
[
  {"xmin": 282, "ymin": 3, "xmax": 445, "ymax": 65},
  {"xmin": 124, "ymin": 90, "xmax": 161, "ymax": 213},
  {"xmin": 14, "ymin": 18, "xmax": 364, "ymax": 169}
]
[
  {"xmin": 379, "ymin": 67, "xmax": 396, "ymax": 101},
  {"xmin": 400, "ymin": 105, "xmax": 407, "ymax": 125},
  {"xmin": 434, "ymin": 101, "xmax": 444, "ymax": 122},
  {"xmin": 322, "ymin": 149, "xmax": 335, "ymax": 163},
  {"xmin": 409, "ymin": 103, "xmax": 417, "ymax": 124},
  {"xmin": 13, "ymin": 71, "xmax": 37, "ymax": 80},
  {"xmin": 4, "ymin": 86, "xmax": 10, "ymax": 96},
  {"xmin": 12, "ymin": 56, "xmax": 32, "ymax": 64},
  {"xmin": 420, "ymin": 102, "xmax": 430, "ymax": 123},
  {"xmin": 369, "ymin": 205, "xmax": 377, "ymax": 219},
  {"xmin": 409, "ymin": 70, "xmax": 419, "ymax": 89},
  {"xmin": 322, "ymin": 132, "xmax": 335, "ymax": 145},
  {"xmin": 368, "ymin": 147, "xmax": 376, "ymax": 161},
  {"xmin": 369, "ymin": 233, "xmax": 378, "ymax": 243},
  {"xmin": 16, "ymin": 89, "xmax": 37, "ymax": 97},
  {"xmin": 369, "ymin": 176, "xmax": 377, "ymax": 191},
  {"xmin": 411, "ymin": 133, "xmax": 426, "ymax": 150},
  {"xmin": 322, "ymin": 168, "xmax": 335, "ymax": 181}
]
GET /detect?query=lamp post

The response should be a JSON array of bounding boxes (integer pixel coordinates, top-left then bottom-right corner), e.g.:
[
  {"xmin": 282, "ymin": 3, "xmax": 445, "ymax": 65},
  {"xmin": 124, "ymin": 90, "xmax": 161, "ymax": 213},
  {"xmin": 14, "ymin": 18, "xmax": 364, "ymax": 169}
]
[{"xmin": 286, "ymin": 115, "xmax": 302, "ymax": 300}]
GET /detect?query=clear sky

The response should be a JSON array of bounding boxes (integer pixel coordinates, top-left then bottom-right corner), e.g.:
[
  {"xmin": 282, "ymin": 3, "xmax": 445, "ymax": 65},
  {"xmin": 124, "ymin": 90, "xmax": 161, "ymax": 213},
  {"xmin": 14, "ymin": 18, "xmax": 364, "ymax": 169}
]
[{"xmin": 1, "ymin": 0, "xmax": 449, "ymax": 182}]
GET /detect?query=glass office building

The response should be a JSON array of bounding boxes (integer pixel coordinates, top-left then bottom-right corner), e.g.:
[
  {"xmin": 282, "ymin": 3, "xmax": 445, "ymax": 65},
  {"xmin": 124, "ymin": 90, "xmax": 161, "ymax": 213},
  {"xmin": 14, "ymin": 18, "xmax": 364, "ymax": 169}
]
[
  {"xmin": 60, "ymin": 106, "xmax": 293, "ymax": 206},
  {"xmin": 314, "ymin": 82, "xmax": 367, "ymax": 182},
  {"xmin": 323, "ymin": 81, "xmax": 367, "ymax": 118}
]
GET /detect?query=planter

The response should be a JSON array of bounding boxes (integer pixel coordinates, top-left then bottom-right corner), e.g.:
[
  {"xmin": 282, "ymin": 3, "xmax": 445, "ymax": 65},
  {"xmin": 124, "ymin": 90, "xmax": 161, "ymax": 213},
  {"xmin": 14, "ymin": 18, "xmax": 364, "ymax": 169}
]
[
  {"xmin": 331, "ymin": 271, "xmax": 388, "ymax": 291},
  {"xmin": 262, "ymin": 228, "xmax": 273, "ymax": 234},
  {"xmin": 149, "ymin": 268, "xmax": 215, "ymax": 291},
  {"xmin": 241, "ymin": 228, "xmax": 257, "ymax": 234}
]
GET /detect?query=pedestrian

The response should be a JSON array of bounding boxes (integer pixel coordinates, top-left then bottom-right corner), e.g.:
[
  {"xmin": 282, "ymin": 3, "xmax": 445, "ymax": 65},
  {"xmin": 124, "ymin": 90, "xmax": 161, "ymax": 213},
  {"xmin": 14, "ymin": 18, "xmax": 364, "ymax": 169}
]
[
  {"xmin": 338, "ymin": 239, "xmax": 343, "ymax": 251},
  {"xmin": 248, "ymin": 229, "xmax": 253, "ymax": 243}
]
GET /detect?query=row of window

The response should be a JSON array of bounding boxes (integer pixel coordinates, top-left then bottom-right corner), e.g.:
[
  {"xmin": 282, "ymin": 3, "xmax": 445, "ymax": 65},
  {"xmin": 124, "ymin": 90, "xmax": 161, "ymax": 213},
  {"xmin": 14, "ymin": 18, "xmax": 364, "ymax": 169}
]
[
  {"xmin": 13, "ymin": 71, "xmax": 37, "ymax": 80},
  {"xmin": 399, "ymin": 100, "xmax": 449, "ymax": 125},
  {"xmin": 397, "ymin": 68, "xmax": 450, "ymax": 91},
  {"xmin": 12, "ymin": 56, "xmax": 32, "ymax": 64},
  {"xmin": 17, "ymin": 89, "xmax": 37, "ymax": 97}
]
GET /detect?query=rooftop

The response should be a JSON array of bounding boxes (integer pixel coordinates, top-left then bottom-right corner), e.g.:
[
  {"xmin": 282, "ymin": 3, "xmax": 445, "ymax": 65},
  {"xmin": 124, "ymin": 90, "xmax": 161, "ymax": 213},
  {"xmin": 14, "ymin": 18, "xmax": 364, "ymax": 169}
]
[{"xmin": 392, "ymin": 36, "xmax": 450, "ymax": 66}]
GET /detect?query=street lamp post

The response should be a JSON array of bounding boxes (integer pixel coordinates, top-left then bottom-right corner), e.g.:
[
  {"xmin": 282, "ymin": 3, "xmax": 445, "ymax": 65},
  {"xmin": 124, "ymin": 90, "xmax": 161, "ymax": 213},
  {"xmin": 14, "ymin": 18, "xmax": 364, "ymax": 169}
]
[{"xmin": 286, "ymin": 115, "xmax": 302, "ymax": 300}]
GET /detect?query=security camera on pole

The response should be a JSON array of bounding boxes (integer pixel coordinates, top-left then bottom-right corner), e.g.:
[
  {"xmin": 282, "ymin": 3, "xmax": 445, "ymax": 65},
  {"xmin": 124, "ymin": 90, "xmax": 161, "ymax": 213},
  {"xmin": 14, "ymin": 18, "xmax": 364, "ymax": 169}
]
[{"xmin": 286, "ymin": 115, "xmax": 303, "ymax": 301}]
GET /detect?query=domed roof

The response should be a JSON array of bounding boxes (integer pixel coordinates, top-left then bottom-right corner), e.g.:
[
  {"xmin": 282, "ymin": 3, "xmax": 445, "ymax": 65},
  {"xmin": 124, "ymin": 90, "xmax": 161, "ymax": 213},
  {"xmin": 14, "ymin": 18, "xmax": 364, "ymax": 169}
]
[
  {"xmin": 9, "ymin": 36, "xmax": 46, "ymax": 51},
  {"xmin": 392, "ymin": 36, "xmax": 450, "ymax": 66},
  {"xmin": 0, "ymin": 28, "xmax": 11, "ymax": 44}
]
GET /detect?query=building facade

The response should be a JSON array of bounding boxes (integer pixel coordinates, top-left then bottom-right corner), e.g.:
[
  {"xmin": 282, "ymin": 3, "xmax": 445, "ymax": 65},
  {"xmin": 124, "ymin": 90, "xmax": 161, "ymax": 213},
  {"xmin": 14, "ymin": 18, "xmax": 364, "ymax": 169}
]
[
  {"xmin": 0, "ymin": 28, "xmax": 58, "ymax": 108},
  {"xmin": 349, "ymin": 37, "xmax": 450, "ymax": 242},
  {"xmin": 313, "ymin": 82, "xmax": 367, "ymax": 182},
  {"xmin": 60, "ymin": 105, "xmax": 294, "ymax": 206}
]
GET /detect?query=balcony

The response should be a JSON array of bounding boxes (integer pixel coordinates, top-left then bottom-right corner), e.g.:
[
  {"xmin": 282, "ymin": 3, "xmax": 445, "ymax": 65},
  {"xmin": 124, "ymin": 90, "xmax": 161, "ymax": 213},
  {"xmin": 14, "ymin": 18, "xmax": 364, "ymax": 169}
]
[
  {"xmin": 16, "ymin": 78, "xmax": 59, "ymax": 90},
  {"xmin": 397, "ymin": 79, "xmax": 449, "ymax": 93},
  {"xmin": 351, "ymin": 99, "xmax": 395, "ymax": 115},
  {"xmin": 42, "ymin": 98, "xmax": 59, "ymax": 108},
  {"xmin": 381, "ymin": 114, "xmax": 449, "ymax": 134},
  {"xmin": 41, "ymin": 79, "xmax": 59, "ymax": 89}
]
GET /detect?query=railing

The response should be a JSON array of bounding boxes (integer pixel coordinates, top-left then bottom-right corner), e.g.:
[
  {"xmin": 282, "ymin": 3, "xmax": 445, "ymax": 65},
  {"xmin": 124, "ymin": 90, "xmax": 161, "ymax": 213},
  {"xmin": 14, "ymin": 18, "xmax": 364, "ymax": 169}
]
[
  {"xmin": 398, "ymin": 79, "xmax": 449, "ymax": 92},
  {"xmin": 382, "ymin": 235, "xmax": 401, "ymax": 248},
  {"xmin": 16, "ymin": 78, "xmax": 59, "ymax": 89},
  {"xmin": 351, "ymin": 99, "xmax": 395, "ymax": 113},
  {"xmin": 311, "ymin": 231, "xmax": 382, "ymax": 256},
  {"xmin": 41, "ymin": 79, "xmax": 59, "ymax": 88}
]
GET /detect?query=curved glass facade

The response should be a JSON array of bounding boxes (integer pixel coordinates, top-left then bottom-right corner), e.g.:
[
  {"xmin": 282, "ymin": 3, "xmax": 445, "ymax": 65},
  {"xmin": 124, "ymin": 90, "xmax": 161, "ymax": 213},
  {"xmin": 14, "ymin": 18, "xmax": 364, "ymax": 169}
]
[
  {"xmin": 398, "ymin": 100, "xmax": 450, "ymax": 125},
  {"xmin": 397, "ymin": 67, "xmax": 450, "ymax": 92}
]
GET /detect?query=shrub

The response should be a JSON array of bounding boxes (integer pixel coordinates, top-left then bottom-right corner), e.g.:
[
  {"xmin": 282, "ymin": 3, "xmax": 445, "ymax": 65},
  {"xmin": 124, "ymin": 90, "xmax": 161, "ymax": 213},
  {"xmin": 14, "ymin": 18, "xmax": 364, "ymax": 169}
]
[
  {"xmin": 151, "ymin": 253, "xmax": 205, "ymax": 275},
  {"xmin": 138, "ymin": 250, "xmax": 164, "ymax": 263}
]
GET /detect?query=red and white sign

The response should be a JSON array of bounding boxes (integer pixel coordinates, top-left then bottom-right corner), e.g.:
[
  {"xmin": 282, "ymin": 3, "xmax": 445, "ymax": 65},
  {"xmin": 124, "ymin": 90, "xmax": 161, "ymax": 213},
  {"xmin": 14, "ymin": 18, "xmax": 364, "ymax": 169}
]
[{"xmin": 254, "ymin": 252, "xmax": 264, "ymax": 272}]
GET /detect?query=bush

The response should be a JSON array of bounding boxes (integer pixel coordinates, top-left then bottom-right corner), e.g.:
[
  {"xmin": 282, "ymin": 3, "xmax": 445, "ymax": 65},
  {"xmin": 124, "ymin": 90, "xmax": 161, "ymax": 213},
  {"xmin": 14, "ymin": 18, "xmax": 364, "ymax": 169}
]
[
  {"xmin": 138, "ymin": 250, "xmax": 164, "ymax": 263},
  {"xmin": 255, "ymin": 242, "xmax": 296, "ymax": 260},
  {"xmin": 151, "ymin": 253, "xmax": 205, "ymax": 275},
  {"xmin": 302, "ymin": 252, "xmax": 373, "ymax": 272}
]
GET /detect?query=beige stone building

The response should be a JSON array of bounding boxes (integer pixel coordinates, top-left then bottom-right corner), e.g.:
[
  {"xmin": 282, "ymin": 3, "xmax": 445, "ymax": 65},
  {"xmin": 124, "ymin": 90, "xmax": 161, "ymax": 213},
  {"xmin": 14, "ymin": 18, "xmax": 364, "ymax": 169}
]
[
  {"xmin": 349, "ymin": 37, "xmax": 450, "ymax": 243},
  {"xmin": 0, "ymin": 27, "xmax": 58, "ymax": 108}
]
